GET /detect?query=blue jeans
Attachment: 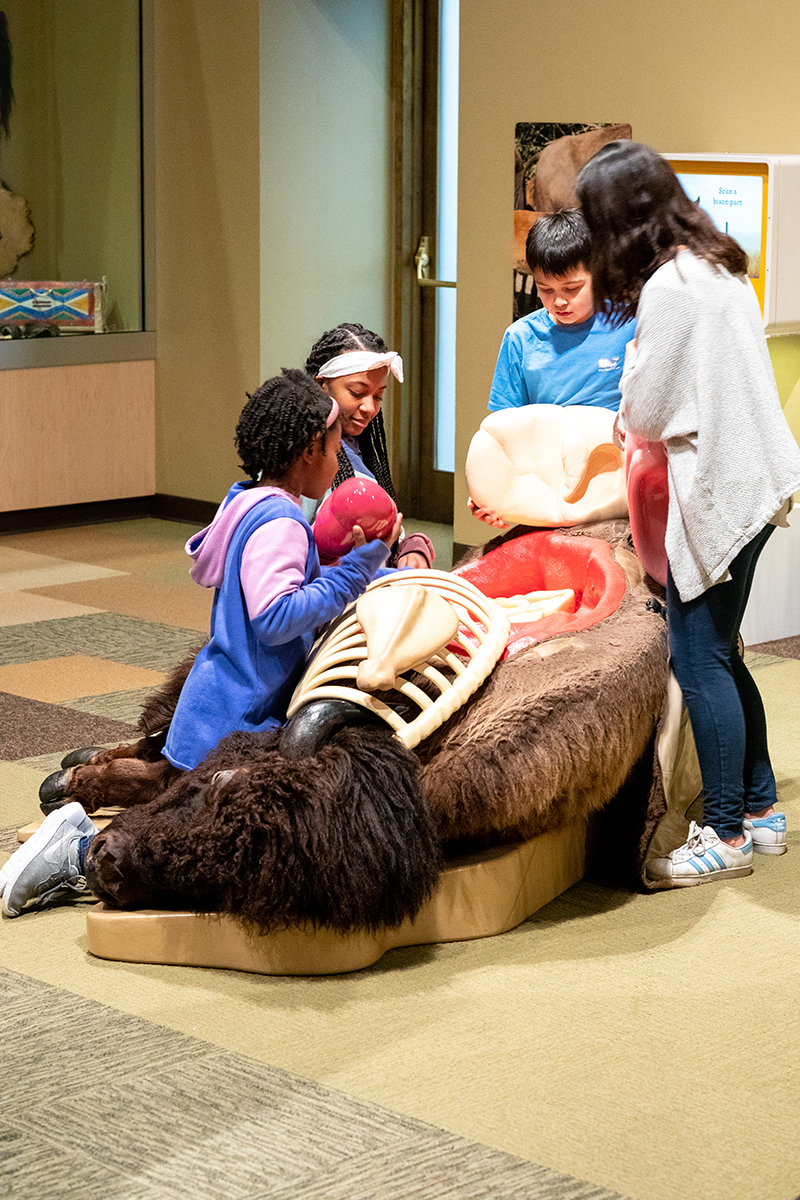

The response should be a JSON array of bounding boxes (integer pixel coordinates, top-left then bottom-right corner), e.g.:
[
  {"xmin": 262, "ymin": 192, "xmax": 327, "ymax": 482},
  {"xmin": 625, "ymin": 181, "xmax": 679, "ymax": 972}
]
[{"xmin": 666, "ymin": 524, "xmax": 777, "ymax": 839}]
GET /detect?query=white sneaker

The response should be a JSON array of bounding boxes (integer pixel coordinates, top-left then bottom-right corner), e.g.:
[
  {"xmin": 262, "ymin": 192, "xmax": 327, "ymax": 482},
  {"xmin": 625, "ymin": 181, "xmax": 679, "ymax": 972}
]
[
  {"xmin": 1, "ymin": 803, "xmax": 98, "ymax": 918},
  {"xmin": 743, "ymin": 812, "xmax": 787, "ymax": 856},
  {"xmin": 647, "ymin": 821, "xmax": 754, "ymax": 887}
]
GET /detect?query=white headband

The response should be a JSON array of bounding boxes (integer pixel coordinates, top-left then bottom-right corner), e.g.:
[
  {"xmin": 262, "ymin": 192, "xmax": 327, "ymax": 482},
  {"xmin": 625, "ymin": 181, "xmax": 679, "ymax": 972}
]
[{"xmin": 316, "ymin": 350, "xmax": 404, "ymax": 384}]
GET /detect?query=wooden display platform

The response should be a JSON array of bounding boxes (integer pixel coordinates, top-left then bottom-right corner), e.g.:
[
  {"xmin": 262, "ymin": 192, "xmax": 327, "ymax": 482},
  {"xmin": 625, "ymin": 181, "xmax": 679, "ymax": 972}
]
[
  {"xmin": 17, "ymin": 810, "xmax": 118, "ymax": 842},
  {"xmin": 84, "ymin": 821, "xmax": 587, "ymax": 975}
]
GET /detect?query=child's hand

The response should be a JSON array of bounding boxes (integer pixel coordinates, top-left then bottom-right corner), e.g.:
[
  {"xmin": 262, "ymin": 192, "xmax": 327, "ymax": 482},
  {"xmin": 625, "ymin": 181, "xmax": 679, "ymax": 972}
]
[
  {"xmin": 397, "ymin": 551, "xmax": 429, "ymax": 570},
  {"xmin": 383, "ymin": 511, "xmax": 404, "ymax": 547},
  {"xmin": 468, "ymin": 496, "xmax": 509, "ymax": 529},
  {"xmin": 351, "ymin": 511, "xmax": 403, "ymax": 551}
]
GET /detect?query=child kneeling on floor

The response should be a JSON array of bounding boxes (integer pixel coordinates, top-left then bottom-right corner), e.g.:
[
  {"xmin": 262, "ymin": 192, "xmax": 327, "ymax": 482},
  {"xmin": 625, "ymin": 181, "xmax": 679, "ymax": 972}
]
[{"xmin": 1, "ymin": 368, "xmax": 401, "ymax": 918}]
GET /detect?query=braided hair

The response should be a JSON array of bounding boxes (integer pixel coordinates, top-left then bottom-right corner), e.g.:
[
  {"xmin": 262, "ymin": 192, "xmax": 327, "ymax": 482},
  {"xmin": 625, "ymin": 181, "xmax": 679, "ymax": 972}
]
[
  {"xmin": 304, "ymin": 323, "xmax": 397, "ymax": 502},
  {"xmin": 235, "ymin": 368, "xmax": 333, "ymax": 483}
]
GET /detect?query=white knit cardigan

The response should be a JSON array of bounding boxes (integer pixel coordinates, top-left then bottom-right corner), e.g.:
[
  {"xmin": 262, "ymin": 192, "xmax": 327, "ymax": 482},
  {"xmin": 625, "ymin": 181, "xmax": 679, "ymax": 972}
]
[{"xmin": 618, "ymin": 251, "xmax": 800, "ymax": 601}]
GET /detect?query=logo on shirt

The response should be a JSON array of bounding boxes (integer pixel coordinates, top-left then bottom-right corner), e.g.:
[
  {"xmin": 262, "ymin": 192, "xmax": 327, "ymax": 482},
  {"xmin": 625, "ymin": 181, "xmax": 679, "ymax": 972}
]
[{"xmin": 597, "ymin": 356, "xmax": 620, "ymax": 371}]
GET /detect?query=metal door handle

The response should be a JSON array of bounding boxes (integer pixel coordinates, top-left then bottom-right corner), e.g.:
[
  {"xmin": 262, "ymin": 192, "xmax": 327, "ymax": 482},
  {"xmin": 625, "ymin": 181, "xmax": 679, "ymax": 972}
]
[{"xmin": 415, "ymin": 236, "xmax": 456, "ymax": 288}]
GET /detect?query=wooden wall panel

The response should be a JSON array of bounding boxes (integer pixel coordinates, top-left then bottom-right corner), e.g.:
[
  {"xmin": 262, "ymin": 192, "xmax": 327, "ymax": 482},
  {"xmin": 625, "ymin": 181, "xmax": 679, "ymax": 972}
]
[{"xmin": 1, "ymin": 360, "xmax": 156, "ymax": 512}]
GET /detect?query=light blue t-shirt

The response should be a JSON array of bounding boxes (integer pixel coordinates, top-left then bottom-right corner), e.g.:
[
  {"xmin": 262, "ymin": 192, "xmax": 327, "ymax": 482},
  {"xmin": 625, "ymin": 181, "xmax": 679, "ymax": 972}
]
[{"xmin": 488, "ymin": 308, "xmax": 636, "ymax": 413}]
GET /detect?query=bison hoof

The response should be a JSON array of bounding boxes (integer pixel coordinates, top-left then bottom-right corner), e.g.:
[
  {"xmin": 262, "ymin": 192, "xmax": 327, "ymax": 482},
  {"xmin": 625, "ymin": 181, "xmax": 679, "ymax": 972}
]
[
  {"xmin": 60, "ymin": 746, "xmax": 105, "ymax": 769},
  {"xmin": 39, "ymin": 769, "xmax": 72, "ymax": 814}
]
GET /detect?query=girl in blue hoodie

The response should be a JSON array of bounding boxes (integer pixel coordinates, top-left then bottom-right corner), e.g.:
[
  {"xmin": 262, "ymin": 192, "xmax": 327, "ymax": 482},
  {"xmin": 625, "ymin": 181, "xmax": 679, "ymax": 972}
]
[{"xmin": 163, "ymin": 368, "xmax": 401, "ymax": 773}]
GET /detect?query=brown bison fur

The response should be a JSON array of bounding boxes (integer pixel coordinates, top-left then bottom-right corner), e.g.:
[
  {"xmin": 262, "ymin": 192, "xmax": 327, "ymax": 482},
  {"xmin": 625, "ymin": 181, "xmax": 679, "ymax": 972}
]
[
  {"xmin": 75, "ymin": 518, "xmax": 669, "ymax": 915},
  {"xmin": 61, "ymin": 756, "xmax": 181, "ymax": 814},
  {"xmin": 418, "ymin": 520, "xmax": 669, "ymax": 849},
  {"xmin": 138, "ymin": 648, "xmax": 200, "ymax": 737},
  {"xmin": 85, "ymin": 725, "xmax": 442, "ymax": 935},
  {"xmin": 52, "ymin": 649, "xmax": 201, "ymax": 812}
]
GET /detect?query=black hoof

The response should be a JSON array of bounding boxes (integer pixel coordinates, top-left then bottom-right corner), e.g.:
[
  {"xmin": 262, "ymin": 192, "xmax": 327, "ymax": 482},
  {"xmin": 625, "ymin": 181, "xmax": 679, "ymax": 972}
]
[
  {"xmin": 60, "ymin": 746, "xmax": 105, "ymax": 769},
  {"xmin": 39, "ymin": 769, "xmax": 72, "ymax": 813},
  {"xmin": 39, "ymin": 797, "xmax": 67, "ymax": 816}
]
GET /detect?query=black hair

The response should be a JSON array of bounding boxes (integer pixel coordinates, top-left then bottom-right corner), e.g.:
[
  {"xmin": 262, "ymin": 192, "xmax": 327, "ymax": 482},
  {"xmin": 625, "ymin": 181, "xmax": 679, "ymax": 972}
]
[
  {"xmin": 304, "ymin": 322, "xmax": 397, "ymax": 502},
  {"xmin": 576, "ymin": 140, "xmax": 749, "ymax": 325},
  {"xmin": 304, "ymin": 322, "xmax": 387, "ymax": 376},
  {"xmin": 235, "ymin": 368, "xmax": 334, "ymax": 483},
  {"xmin": 525, "ymin": 209, "xmax": 592, "ymax": 277}
]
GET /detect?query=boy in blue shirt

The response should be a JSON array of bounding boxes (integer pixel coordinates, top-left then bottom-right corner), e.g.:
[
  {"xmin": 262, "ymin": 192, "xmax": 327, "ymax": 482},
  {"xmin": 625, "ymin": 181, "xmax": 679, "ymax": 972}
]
[{"xmin": 472, "ymin": 209, "xmax": 635, "ymax": 526}]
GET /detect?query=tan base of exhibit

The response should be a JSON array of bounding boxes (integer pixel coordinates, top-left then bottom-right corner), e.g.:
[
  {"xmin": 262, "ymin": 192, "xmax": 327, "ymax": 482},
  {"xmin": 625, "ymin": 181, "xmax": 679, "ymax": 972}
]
[
  {"xmin": 84, "ymin": 822, "xmax": 587, "ymax": 976},
  {"xmin": 17, "ymin": 809, "xmax": 119, "ymax": 843}
]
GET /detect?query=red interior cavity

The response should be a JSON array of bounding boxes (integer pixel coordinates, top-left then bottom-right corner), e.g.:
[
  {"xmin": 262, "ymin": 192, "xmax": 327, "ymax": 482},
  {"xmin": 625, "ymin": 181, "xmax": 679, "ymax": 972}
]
[{"xmin": 453, "ymin": 531, "xmax": 627, "ymax": 657}]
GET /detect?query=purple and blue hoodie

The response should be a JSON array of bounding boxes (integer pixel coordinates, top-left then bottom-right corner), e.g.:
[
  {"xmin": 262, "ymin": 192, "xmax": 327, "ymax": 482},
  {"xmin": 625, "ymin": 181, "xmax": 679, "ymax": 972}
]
[{"xmin": 164, "ymin": 481, "xmax": 391, "ymax": 772}]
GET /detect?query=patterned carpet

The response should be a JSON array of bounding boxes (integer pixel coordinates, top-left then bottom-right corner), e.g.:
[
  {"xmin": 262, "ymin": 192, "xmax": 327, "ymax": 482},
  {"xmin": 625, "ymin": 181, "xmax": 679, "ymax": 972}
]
[
  {"xmin": 0, "ymin": 519, "xmax": 631, "ymax": 1200},
  {"xmin": 0, "ymin": 965, "xmax": 630, "ymax": 1200},
  {"xmin": 2, "ymin": 518, "xmax": 798, "ymax": 1200}
]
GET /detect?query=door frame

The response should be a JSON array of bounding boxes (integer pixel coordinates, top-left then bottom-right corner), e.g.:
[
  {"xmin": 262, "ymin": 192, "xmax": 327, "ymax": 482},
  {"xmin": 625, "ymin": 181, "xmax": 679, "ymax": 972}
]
[{"xmin": 389, "ymin": 0, "xmax": 454, "ymax": 524}]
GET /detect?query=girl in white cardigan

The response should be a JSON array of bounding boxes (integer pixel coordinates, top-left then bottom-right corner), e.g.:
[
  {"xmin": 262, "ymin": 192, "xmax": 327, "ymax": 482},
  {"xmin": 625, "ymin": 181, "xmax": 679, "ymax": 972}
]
[{"xmin": 576, "ymin": 141, "xmax": 800, "ymax": 887}]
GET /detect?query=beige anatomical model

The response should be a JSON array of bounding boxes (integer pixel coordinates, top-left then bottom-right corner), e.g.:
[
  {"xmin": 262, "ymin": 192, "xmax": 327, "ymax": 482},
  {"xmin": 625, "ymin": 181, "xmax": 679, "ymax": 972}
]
[{"xmin": 466, "ymin": 404, "xmax": 628, "ymax": 528}]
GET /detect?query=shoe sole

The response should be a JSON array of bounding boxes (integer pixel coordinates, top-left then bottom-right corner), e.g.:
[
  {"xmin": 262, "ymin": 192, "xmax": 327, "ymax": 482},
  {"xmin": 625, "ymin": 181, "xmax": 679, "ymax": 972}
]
[
  {"xmin": 647, "ymin": 863, "xmax": 754, "ymax": 887},
  {"xmin": 751, "ymin": 842, "xmax": 787, "ymax": 856}
]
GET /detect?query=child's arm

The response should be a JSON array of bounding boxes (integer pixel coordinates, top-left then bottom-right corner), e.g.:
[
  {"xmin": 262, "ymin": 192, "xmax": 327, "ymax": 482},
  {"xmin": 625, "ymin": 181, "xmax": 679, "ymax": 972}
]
[
  {"xmin": 487, "ymin": 330, "xmax": 527, "ymax": 412},
  {"xmin": 241, "ymin": 518, "xmax": 394, "ymax": 647}
]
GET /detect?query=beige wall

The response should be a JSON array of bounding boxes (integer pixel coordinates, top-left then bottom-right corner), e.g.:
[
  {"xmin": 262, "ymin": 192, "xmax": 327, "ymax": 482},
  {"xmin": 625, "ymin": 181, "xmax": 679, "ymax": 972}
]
[
  {"xmin": 152, "ymin": 0, "xmax": 261, "ymax": 503},
  {"xmin": 258, "ymin": 2, "xmax": 392, "ymax": 403},
  {"xmin": 152, "ymin": 0, "xmax": 391, "ymax": 507},
  {"xmin": 455, "ymin": 0, "xmax": 800, "ymax": 545}
]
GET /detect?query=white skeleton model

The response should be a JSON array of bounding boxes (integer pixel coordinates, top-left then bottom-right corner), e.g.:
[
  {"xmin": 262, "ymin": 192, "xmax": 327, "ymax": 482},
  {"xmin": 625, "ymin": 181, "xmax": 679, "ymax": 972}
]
[
  {"xmin": 288, "ymin": 569, "xmax": 576, "ymax": 748},
  {"xmin": 290, "ymin": 407, "xmax": 626, "ymax": 748}
]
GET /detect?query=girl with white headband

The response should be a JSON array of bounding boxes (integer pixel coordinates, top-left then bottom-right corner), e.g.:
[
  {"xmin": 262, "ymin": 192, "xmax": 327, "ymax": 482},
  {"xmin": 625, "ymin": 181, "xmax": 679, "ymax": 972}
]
[{"xmin": 304, "ymin": 323, "xmax": 435, "ymax": 570}]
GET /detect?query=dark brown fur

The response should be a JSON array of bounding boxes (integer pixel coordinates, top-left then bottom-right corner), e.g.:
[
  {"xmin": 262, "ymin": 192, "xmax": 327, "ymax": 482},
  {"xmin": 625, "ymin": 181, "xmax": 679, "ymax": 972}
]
[
  {"xmin": 426, "ymin": 522, "xmax": 668, "ymax": 855},
  {"xmin": 138, "ymin": 649, "xmax": 199, "ymax": 737},
  {"xmin": 56, "ymin": 649, "xmax": 200, "ymax": 812},
  {"xmin": 86, "ymin": 726, "xmax": 442, "ymax": 934}
]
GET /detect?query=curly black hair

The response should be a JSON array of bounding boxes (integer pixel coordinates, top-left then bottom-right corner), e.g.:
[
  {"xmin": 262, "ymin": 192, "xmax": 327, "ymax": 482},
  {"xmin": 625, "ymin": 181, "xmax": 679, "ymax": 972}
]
[
  {"xmin": 304, "ymin": 322, "xmax": 387, "ymax": 377},
  {"xmin": 235, "ymin": 368, "xmax": 334, "ymax": 483}
]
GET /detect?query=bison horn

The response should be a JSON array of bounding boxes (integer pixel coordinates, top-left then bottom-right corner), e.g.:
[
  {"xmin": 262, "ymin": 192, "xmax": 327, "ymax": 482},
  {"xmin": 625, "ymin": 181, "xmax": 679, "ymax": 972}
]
[{"xmin": 279, "ymin": 698, "xmax": 387, "ymax": 759}]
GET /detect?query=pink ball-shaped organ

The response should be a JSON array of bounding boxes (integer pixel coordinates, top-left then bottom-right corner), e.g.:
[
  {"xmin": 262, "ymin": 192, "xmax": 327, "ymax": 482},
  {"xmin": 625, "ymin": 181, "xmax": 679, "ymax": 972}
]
[{"xmin": 314, "ymin": 478, "xmax": 397, "ymax": 559}]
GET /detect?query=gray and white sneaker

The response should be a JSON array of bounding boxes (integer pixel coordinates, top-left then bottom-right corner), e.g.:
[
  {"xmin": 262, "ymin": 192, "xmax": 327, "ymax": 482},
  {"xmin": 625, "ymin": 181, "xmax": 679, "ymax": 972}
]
[{"xmin": 1, "ymin": 803, "xmax": 99, "ymax": 918}]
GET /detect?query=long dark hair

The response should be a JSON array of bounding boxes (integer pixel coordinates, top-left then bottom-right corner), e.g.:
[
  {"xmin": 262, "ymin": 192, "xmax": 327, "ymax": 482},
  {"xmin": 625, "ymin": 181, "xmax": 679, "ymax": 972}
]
[
  {"xmin": 304, "ymin": 322, "xmax": 396, "ymax": 501},
  {"xmin": 575, "ymin": 141, "xmax": 749, "ymax": 325}
]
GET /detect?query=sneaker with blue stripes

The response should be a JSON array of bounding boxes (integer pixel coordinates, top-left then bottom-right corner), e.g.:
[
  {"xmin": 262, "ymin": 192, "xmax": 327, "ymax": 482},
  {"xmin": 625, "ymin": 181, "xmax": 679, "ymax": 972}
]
[
  {"xmin": 743, "ymin": 811, "xmax": 787, "ymax": 856},
  {"xmin": 647, "ymin": 821, "xmax": 754, "ymax": 887}
]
